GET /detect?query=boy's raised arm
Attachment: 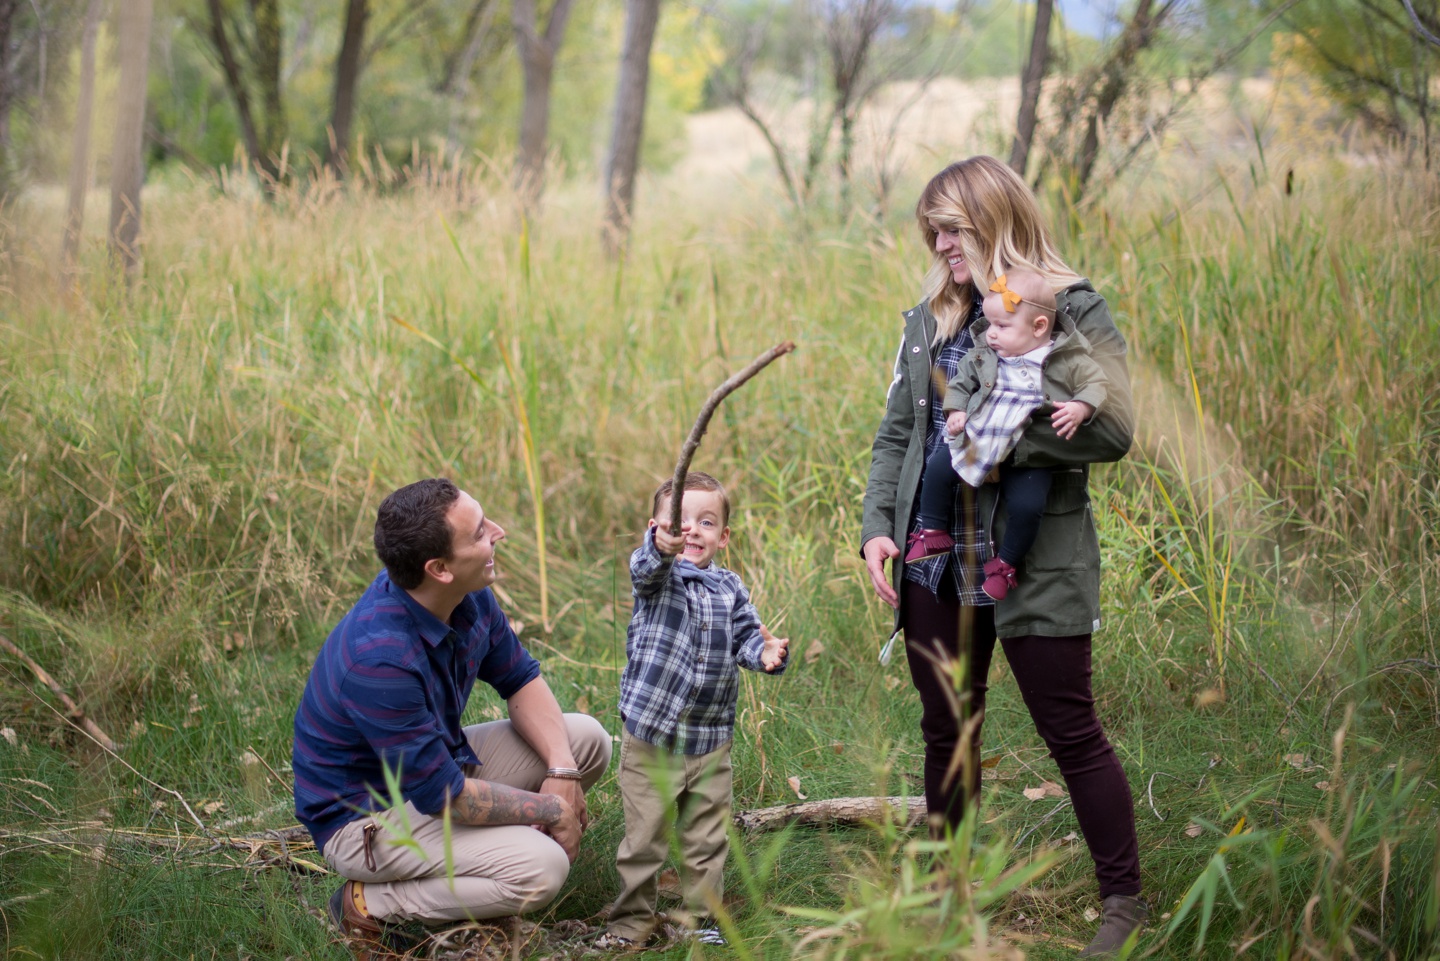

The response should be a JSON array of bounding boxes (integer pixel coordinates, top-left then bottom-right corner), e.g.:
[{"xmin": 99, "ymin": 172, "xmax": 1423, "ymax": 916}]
[{"xmin": 630, "ymin": 527, "xmax": 677, "ymax": 598}]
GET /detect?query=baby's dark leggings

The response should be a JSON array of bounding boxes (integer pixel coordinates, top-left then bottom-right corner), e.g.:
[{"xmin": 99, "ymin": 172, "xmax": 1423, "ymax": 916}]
[{"xmin": 918, "ymin": 446, "xmax": 1052, "ymax": 567}]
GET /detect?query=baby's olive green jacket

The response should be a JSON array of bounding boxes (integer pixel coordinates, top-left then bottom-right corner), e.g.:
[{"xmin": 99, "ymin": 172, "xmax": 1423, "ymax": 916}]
[{"xmin": 860, "ymin": 281, "xmax": 1136, "ymax": 639}]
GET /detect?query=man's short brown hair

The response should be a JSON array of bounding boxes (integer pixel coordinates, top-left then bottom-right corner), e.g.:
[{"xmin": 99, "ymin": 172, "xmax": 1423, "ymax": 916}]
[{"xmin": 374, "ymin": 478, "xmax": 461, "ymax": 590}]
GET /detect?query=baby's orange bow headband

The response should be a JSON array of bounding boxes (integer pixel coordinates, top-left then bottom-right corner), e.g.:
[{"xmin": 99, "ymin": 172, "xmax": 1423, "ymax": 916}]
[{"xmin": 989, "ymin": 274, "xmax": 1024, "ymax": 312}]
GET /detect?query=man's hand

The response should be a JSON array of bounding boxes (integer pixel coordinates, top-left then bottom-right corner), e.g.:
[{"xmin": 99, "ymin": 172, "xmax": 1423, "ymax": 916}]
[
  {"xmin": 652, "ymin": 522, "xmax": 686, "ymax": 556},
  {"xmin": 1050, "ymin": 400, "xmax": 1095, "ymax": 440},
  {"xmin": 505, "ymin": 677, "xmax": 592, "ymax": 840},
  {"xmin": 759, "ymin": 625, "xmax": 789, "ymax": 671},
  {"xmin": 450, "ymin": 777, "xmax": 579, "ymax": 856},
  {"xmin": 540, "ymin": 776, "xmax": 588, "ymax": 831},
  {"xmin": 862, "ymin": 536, "xmax": 900, "ymax": 609},
  {"xmin": 944, "ymin": 410, "xmax": 967, "ymax": 439},
  {"xmin": 540, "ymin": 795, "xmax": 582, "ymax": 863}
]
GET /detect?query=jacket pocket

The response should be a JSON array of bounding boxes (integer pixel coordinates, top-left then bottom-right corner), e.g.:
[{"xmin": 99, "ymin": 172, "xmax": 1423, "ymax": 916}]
[{"xmin": 1023, "ymin": 470, "xmax": 1100, "ymax": 572}]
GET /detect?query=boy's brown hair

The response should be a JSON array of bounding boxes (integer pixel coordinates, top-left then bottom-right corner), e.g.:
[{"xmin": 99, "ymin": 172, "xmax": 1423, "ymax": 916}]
[{"xmin": 651, "ymin": 471, "xmax": 730, "ymax": 526}]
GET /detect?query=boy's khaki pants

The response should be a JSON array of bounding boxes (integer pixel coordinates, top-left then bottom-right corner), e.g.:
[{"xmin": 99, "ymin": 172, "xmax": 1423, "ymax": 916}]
[
  {"xmin": 321, "ymin": 713, "xmax": 611, "ymax": 924},
  {"xmin": 607, "ymin": 729, "xmax": 733, "ymax": 940}
]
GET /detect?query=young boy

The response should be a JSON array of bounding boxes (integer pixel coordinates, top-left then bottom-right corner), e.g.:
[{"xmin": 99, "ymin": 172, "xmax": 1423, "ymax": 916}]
[
  {"xmin": 600, "ymin": 471, "xmax": 788, "ymax": 950},
  {"xmin": 904, "ymin": 269, "xmax": 1108, "ymax": 600}
]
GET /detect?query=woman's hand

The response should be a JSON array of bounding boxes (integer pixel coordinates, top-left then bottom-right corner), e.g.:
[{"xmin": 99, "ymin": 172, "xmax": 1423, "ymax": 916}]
[{"xmin": 863, "ymin": 537, "xmax": 901, "ymax": 609}]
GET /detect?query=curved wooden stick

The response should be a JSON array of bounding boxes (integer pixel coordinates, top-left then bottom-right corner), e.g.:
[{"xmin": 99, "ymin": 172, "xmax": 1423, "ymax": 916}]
[
  {"xmin": 0, "ymin": 633, "xmax": 118, "ymax": 753},
  {"xmin": 667, "ymin": 341, "xmax": 796, "ymax": 535}
]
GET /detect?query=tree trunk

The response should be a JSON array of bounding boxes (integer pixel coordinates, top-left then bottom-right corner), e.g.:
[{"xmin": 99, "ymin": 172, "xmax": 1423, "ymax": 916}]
[
  {"xmin": 443, "ymin": 0, "xmax": 498, "ymax": 156},
  {"xmin": 1072, "ymin": 0, "xmax": 1171, "ymax": 199},
  {"xmin": 205, "ymin": 0, "xmax": 264, "ymax": 173},
  {"xmin": 61, "ymin": 0, "xmax": 104, "ymax": 278},
  {"xmin": 109, "ymin": 0, "xmax": 153, "ymax": 278},
  {"xmin": 1008, "ymin": 0, "xmax": 1053, "ymax": 178},
  {"xmin": 252, "ymin": 0, "xmax": 286, "ymax": 174},
  {"xmin": 601, "ymin": 0, "xmax": 661, "ymax": 256},
  {"xmin": 0, "ymin": 0, "xmax": 19, "ymax": 197},
  {"xmin": 438, "ymin": 0, "xmax": 493, "ymax": 95},
  {"xmin": 325, "ymin": 0, "xmax": 367, "ymax": 170},
  {"xmin": 825, "ymin": 0, "xmax": 892, "ymax": 214},
  {"xmin": 512, "ymin": 0, "xmax": 576, "ymax": 213}
]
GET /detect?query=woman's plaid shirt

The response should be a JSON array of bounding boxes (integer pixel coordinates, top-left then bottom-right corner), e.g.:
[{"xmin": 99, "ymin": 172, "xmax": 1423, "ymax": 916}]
[
  {"xmin": 905, "ymin": 302, "xmax": 994, "ymax": 605},
  {"xmin": 619, "ymin": 529, "xmax": 785, "ymax": 755}
]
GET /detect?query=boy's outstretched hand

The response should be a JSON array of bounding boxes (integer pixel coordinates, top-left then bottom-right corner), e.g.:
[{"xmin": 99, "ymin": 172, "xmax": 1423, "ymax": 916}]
[
  {"xmin": 759, "ymin": 624, "xmax": 789, "ymax": 672},
  {"xmin": 652, "ymin": 522, "xmax": 687, "ymax": 556}
]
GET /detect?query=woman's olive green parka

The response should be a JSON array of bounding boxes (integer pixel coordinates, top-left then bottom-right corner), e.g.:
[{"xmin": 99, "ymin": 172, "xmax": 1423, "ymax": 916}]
[{"xmin": 859, "ymin": 280, "xmax": 1135, "ymax": 639}]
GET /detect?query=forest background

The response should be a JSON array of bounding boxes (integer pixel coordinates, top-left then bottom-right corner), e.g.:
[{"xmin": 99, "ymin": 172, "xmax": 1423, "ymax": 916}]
[{"xmin": 1, "ymin": 0, "xmax": 1438, "ymax": 958}]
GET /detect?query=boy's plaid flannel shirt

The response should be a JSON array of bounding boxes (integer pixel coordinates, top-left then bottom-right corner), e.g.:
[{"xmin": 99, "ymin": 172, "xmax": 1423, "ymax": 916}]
[{"xmin": 618, "ymin": 529, "xmax": 785, "ymax": 755}]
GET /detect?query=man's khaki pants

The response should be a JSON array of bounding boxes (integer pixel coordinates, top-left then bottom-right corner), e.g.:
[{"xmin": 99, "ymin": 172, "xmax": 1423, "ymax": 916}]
[
  {"xmin": 607, "ymin": 729, "xmax": 733, "ymax": 940},
  {"xmin": 322, "ymin": 713, "xmax": 611, "ymax": 924}
]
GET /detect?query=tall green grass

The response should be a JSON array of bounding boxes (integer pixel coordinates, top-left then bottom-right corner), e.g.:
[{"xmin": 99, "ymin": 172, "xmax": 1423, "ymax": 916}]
[{"xmin": 0, "ymin": 148, "xmax": 1437, "ymax": 958}]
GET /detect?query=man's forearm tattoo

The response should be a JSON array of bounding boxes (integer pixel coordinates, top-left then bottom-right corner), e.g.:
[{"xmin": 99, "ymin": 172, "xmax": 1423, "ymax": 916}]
[{"xmin": 452, "ymin": 780, "xmax": 561, "ymax": 827}]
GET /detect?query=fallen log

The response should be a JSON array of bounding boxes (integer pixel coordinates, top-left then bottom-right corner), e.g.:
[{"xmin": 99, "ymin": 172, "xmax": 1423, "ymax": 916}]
[{"xmin": 732, "ymin": 795, "xmax": 928, "ymax": 833}]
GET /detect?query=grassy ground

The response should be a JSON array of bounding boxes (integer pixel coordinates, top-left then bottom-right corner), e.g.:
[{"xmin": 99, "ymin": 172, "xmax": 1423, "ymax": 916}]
[{"xmin": 1, "ymin": 143, "xmax": 1438, "ymax": 959}]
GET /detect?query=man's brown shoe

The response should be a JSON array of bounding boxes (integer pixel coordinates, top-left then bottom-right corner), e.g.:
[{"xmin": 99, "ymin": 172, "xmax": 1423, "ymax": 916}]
[{"xmin": 327, "ymin": 880, "xmax": 396, "ymax": 960}]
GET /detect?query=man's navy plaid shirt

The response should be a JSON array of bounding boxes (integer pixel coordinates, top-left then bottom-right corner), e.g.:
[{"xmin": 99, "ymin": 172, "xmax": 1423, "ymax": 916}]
[
  {"xmin": 619, "ymin": 529, "xmax": 786, "ymax": 755},
  {"xmin": 292, "ymin": 571, "xmax": 540, "ymax": 852}
]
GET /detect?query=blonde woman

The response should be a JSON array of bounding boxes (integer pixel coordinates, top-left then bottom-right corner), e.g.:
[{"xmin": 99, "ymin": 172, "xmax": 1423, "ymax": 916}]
[{"xmin": 860, "ymin": 156, "xmax": 1145, "ymax": 957}]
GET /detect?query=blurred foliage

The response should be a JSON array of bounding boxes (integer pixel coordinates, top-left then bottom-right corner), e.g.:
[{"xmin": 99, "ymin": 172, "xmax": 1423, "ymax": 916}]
[
  {"xmin": 1277, "ymin": 0, "xmax": 1440, "ymax": 151},
  {"xmin": 3, "ymin": 0, "xmax": 1439, "ymax": 193}
]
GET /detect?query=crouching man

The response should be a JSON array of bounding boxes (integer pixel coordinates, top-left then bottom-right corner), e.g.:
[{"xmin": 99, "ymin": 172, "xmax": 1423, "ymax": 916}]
[{"xmin": 292, "ymin": 478, "xmax": 611, "ymax": 957}]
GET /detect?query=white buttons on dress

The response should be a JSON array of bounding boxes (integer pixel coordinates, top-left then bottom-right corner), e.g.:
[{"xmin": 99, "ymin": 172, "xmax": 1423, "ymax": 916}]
[
  {"xmin": 918, "ymin": 399, "xmax": 927, "ymax": 406},
  {"xmin": 912, "ymin": 346, "xmax": 921, "ymax": 353}
]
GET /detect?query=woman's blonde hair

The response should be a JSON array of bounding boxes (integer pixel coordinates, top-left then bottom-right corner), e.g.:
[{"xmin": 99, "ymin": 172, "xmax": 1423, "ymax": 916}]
[{"xmin": 915, "ymin": 156, "xmax": 1081, "ymax": 344}]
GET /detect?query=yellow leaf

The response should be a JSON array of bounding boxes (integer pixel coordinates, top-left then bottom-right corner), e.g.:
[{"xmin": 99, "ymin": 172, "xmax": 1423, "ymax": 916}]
[
  {"xmin": 1194, "ymin": 688, "xmax": 1225, "ymax": 708},
  {"xmin": 1284, "ymin": 753, "xmax": 1311, "ymax": 770},
  {"xmin": 1185, "ymin": 822, "xmax": 1203, "ymax": 838},
  {"xmin": 980, "ymin": 754, "xmax": 1003, "ymax": 769},
  {"xmin": 1219, "ymin": 816, "xmax": 1248, "ymax": 853},
  {"xmin": 787, "ymin": 776, "xmax": 807, "ymax": 800},
  {"xmin": 1315, "ymin": 780, "xmax": 1332, "ymax": 791},
  {"xmin": 289, "ymin": 858, "xmax": 329, "ymax": 874},
  {"xmin": 1023, "ymin": 781, "xmax": 1066, "ymax": 801}
]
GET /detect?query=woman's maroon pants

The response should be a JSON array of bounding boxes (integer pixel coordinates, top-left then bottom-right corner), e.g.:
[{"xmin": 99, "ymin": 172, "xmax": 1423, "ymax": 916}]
[{"xmin": 902, "ymin": 579, "xmax": 1142, "ymax": 897}]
